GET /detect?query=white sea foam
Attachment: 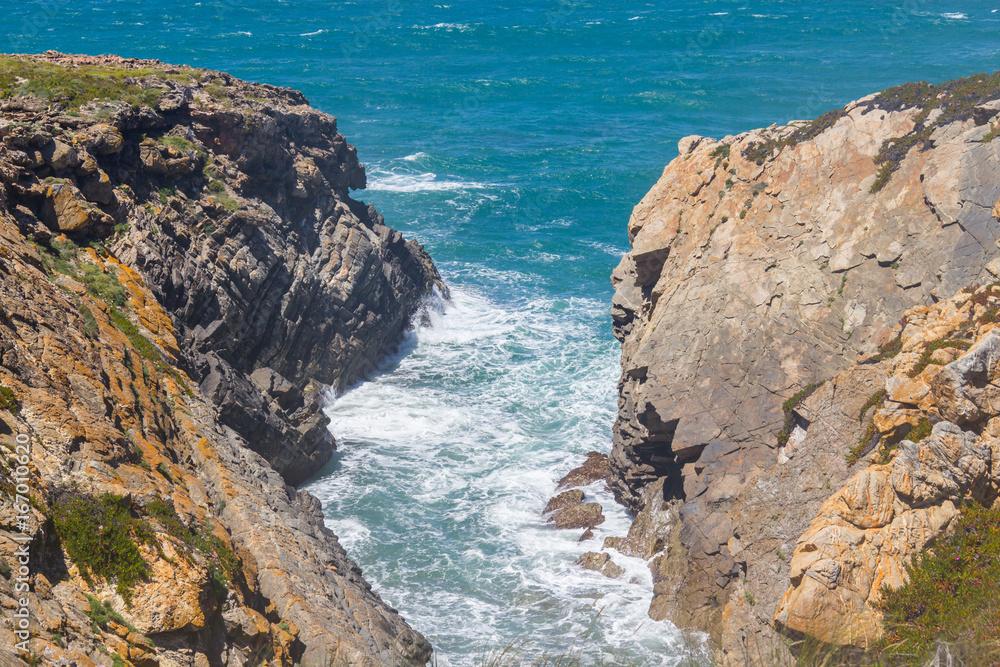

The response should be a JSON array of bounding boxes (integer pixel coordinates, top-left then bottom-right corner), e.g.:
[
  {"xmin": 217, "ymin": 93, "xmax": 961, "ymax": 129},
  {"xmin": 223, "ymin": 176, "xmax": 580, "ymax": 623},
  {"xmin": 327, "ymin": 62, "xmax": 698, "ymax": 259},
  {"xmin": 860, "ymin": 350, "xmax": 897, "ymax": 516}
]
[
  {"xmin": 306, "ymin": 285, "xmax": 689, "ymax": 663},
  {"xmin": 402, "ymin": 151, "xmax": 429, "ymax": 161},
  {"xmin": 367, "ymin": 170, "xmax": 487, "ymax": 192},
  {"xmin": 414, "ymin": 22, "xmax": 474, "ymax": 31},
  {"xmin": 299, "ymin": 28, "xmax": 328, "ymax": 36},
  {"xmin": 941, "ymin": 12, "xmax": 968, "ymax": 19}
]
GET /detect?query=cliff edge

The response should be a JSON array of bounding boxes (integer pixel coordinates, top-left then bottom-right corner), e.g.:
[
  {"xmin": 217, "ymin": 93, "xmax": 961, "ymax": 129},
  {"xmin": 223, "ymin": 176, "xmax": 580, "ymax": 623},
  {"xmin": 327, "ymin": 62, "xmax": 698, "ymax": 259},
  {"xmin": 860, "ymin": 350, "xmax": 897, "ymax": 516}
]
[
  {"xmin": 601, "ymin": 72, "xmax": 1000, "ymax": 661},
  {"xmin": 0, "ymin": 53, "xmax": 439, "ymax": 666}
]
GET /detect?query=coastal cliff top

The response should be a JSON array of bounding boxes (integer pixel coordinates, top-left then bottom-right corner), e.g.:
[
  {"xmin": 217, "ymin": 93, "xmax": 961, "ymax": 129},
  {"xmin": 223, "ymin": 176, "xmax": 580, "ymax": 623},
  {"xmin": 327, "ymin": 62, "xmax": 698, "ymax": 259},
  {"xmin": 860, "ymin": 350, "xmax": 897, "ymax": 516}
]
[{"xmin": 1, "ymin": 51, "xmax": 313, "ymax": 113}]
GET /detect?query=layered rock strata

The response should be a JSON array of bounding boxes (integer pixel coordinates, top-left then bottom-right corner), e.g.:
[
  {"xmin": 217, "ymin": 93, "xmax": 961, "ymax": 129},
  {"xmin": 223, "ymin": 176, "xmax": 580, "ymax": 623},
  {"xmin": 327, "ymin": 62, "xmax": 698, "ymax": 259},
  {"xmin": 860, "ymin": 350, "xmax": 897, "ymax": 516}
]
[
  {"xmin": 0, "ymin": 53, "xmax": 437, "ymax": 666},
  {"xmin": 604, "ymin": 72, "xmax": 1000, "ymax": 657}
]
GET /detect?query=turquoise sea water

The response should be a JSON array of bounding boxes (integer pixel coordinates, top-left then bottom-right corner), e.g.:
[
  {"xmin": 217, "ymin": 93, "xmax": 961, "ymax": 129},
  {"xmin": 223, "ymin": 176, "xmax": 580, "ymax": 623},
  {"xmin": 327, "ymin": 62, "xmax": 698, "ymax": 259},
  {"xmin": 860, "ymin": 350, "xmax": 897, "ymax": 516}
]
[{"xmin": 5, "ymin": 1, "xmax": 999, "ymax": 663}]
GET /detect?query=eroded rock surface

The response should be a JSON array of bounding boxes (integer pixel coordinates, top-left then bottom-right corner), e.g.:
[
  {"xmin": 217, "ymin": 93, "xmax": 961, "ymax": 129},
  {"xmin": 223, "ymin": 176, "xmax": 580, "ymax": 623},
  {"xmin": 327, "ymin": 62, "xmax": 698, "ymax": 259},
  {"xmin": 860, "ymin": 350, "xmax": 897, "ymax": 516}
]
[
  {"xmin": 0, "ymin": 53, "xmax": 434, "ymax": 667},
  {"xmin": 604, "ymin": 72, "xmax": 1000, "ymax": 657}
]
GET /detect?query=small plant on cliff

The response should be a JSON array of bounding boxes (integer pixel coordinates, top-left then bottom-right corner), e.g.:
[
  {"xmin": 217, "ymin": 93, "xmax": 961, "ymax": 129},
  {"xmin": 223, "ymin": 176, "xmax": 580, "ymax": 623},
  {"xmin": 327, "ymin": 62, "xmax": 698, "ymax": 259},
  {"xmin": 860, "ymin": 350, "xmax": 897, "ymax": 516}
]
[
  {"xmin": 872, "ymin": 503, "xmax": 1000, "ymax": 663},
  {"xmin": 0, "ymin": 386, "xmax": 19, "ymax": 415},
  {"xmin": 158, "ymin": 185, "xmax": 176, "ymax": 204},
  {"xmin": 144, "ymin": 495, "xmax": 242, "ymax": 591},
  {"xmin": 872, "ymin": 417, "xmax": 934, "ymax": 465},
  {"xmin": 869, "ymin": 325, "xmax": 906, "ymax": 363},
  {"xmin": 51, "ymin": 491, "xmax": 156, "ymax": 601},
  {"xmin": 908, "ymin": 339, "xmax": 971, "ymax": 378},
  {"xmin": 156, "ymin": 461, "xmax": 175, "ymax": 484},
  {"xmin": 847, "ymin": 389, "xmax": 888, "ymax": 465},
  {"xmin": 83, "ymin": 593, "xmax": 145, "ymax": 637},
  {"xmin": 109, "ymin": 308, "xmax": 161, "ymax": 363},
  {"xmin": 775, "ymin": 384, "xmax": 821, "ymax": 447},
  {"xmin": 79, "ymin": 304, "xmax": 100, "ymax": 339},
  {"xmin": 80, "ymin": 263, "xmax": 127, "ymax": 307},
  {"xmin": 983, "ymin": 122, "xmax": 1000, "ymax": 143},
  {"xmin": 711, "ymin": 143, "xmax": 730, "ymax": 168}
]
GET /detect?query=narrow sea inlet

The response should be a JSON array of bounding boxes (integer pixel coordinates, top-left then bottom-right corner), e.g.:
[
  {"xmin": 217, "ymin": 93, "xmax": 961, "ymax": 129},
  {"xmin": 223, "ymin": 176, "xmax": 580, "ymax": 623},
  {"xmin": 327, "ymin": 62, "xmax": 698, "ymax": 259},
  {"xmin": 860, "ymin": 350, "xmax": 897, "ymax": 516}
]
[
  {"xmin": 304, "ymin": 285, "xmax": 680, "ymax": 663},
  {"xmin": 2, "ymin": 0, "xmax": 995, "ymax": 664}
]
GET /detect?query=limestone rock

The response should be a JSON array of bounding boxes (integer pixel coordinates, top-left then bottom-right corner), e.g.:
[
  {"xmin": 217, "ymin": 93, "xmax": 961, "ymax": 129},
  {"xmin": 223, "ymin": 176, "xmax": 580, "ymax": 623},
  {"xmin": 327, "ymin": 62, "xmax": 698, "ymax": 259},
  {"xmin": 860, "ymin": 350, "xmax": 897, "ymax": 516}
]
[{"xmin": 608, "ymin": 72, "xmax": 1000, "ymax": 660}]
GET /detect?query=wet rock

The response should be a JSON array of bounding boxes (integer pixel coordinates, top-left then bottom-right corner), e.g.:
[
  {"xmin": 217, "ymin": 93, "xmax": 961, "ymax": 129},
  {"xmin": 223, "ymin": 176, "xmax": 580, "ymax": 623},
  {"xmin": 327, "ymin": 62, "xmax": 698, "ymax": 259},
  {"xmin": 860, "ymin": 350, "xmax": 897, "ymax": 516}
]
[
  {"xmin": 543, "ymin": 489, "xmax": 585, "ymax": 515},
  {"xmin": 577, "ymin": 551, "xmax": 626, "ymax": 579},
  {"xmin": 556, "ymin": 451, "xmax": 611, "ymax": 491},
  {"xmin": 549, "ymin": 502, "xmax": 605, "ymax": 530}
]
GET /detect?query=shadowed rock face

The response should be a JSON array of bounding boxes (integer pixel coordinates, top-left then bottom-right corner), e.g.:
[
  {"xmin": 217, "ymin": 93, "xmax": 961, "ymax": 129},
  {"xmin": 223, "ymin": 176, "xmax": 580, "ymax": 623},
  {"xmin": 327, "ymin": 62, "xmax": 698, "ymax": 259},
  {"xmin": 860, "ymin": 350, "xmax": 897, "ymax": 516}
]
[
  {"xmin": 0, "ymin": 53, "xmax": 435, "ymax": 666},
  {"xmin": 1, "ymin": 52, "xmax": 444, "ymax": 486},
  {"xmin": 608, "ymin": 72, "xmax": 1000, "ymax": 652}
]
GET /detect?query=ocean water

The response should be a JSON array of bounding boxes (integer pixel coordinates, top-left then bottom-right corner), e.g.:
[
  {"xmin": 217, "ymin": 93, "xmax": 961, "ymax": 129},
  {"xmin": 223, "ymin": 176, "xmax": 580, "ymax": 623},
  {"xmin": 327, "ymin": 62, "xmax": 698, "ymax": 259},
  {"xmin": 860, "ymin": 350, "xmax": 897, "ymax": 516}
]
[{"xmin": 4, "ymin": 1, "xmax": 998, "ymax": 663}]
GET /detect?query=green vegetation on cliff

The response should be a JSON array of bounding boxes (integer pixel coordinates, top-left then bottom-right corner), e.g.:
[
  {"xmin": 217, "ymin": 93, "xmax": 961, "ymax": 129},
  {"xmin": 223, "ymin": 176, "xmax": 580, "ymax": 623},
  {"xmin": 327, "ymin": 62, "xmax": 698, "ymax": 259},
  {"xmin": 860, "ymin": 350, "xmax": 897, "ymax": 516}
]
[
  {"xmin": 873, "ymin": 503, "xmax": 1000, "ymax": 664},
  {"xmin": 51, "ymin": 491, "xmax": 156, "ymax": 601},
  {"xmin": 0, "ymin": 56, "xmax": 199, "ymax": 109}
]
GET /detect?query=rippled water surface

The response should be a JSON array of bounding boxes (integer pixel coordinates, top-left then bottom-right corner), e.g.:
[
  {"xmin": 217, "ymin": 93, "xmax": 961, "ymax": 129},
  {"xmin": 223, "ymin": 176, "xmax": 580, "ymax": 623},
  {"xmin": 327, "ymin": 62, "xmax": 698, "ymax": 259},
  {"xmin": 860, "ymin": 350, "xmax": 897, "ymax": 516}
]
[{"xmin": 4, "ymin": 1, "xmax": 998, "ymax": 662}]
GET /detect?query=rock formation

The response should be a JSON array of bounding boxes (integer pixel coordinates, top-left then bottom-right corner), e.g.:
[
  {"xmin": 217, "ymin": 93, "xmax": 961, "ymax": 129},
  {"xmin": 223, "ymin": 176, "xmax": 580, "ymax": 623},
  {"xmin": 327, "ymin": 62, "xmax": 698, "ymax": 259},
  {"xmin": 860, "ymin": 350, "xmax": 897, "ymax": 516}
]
[
  {"xmin": 599, "ymin": 71, "xmax": 1000, "ymax": 661},
  {"xmin": 0, "ymin": 53, "xmax": 438, "ymax": 666}
]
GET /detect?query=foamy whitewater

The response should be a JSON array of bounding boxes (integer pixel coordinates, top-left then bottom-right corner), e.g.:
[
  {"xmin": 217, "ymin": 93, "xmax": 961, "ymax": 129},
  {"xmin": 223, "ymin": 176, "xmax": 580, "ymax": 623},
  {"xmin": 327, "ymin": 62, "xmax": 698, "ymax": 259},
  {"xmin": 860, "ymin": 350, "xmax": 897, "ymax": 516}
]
[
  {"xmin": 5, "ymin": 0, "xmax": 994, "ymax": 663},
  {"xmin": 305, "ymin": 285, "xmax": 693, "ymax": 664}
]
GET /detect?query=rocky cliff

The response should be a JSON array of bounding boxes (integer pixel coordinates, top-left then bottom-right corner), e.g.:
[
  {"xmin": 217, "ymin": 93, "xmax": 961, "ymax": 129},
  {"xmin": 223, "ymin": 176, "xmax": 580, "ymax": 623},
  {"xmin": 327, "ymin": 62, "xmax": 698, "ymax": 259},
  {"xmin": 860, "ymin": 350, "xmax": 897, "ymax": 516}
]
[
  {"xmin": 595, "ymin": 71, "xmax": 1000, "ymax": 661},
  {"xmin": 0, "ymin": 53, "xmax": 440, "ymax": 666}
]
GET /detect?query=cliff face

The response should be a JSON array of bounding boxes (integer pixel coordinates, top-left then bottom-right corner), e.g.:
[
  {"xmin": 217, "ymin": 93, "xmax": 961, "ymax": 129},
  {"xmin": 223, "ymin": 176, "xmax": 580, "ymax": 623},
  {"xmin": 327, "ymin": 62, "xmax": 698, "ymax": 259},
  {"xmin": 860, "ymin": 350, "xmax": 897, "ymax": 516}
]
[
  {"xmin": 605, "ymin": 72, "xmax": 1000, "ymax": 659},
  {"xmin": 0, "ymin": 53, "xmax": 437, "ymax": 666}
]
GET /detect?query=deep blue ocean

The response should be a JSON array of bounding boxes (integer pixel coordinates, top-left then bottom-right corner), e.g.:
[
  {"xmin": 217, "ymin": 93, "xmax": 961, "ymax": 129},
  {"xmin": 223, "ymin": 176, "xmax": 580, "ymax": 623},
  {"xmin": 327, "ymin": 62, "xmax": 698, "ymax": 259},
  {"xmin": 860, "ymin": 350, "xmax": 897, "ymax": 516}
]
[{"xmin": 5, "ymin": 2, "xmax": 998, "ymax": 664}]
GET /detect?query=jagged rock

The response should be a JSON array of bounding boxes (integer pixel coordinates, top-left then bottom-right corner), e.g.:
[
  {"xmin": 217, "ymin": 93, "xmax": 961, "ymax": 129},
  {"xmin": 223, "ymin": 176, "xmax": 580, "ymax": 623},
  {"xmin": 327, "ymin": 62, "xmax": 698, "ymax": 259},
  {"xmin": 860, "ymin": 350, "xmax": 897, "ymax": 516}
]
[
  {"xmin": 41, "ymin": 138, "xmax": 79, "ymax": 170},
  {"xmin": 543, "ymin": 489, "xmax": 585, "ymax": 515},
  {"xmin": 576, "ymin": 551, "xmax": 626, "ymax": 579},
  {"xmin": 88, "ymin": 122, "xmax": 124, "ymax": 154},
  {"xmin": 41, "ymin": 182, "xmax": 91, "ymax": 231},
  {"xmin": 549, "ymin": 502, "xmax": 605, "ymax": 530},
  {"xmin": 138, "ymin": 138, "xmax": 168, "ymax": 174},
  {"xmin": 79, "ymin": 169, "xmax": 113, "ymax": 204},
  {"xmin": 0, "ymin": 52, "xmax": 436, "ymax": 667},
  {"xmin": 607, "ymin": 72, "xmax": 1000, "ymax": 656},
  {"xmin": 555, "ymin": 451, "xmax": 611, "ymax": 490}
]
